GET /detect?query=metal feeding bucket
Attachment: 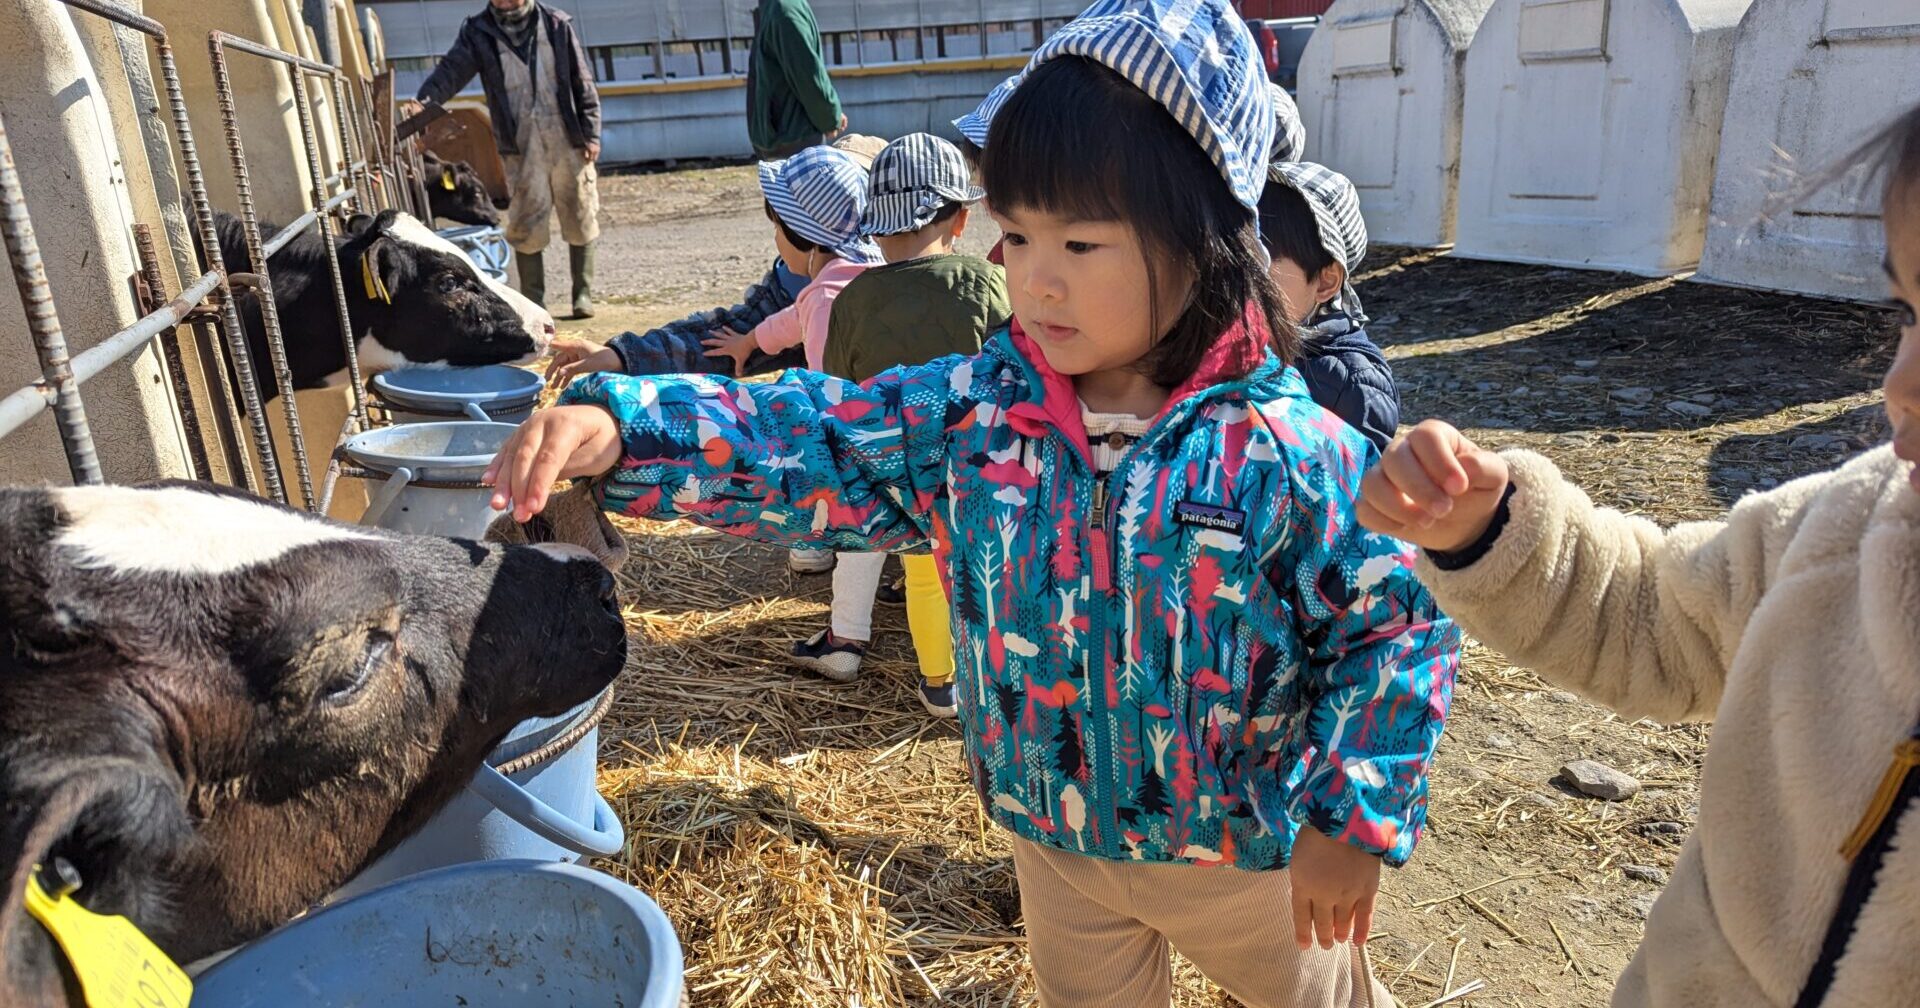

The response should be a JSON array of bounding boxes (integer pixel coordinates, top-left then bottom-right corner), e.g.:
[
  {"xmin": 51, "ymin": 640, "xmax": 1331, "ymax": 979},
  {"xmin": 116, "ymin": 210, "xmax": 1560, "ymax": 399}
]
[
  {"xmin": 341, "ymin": 421, "xmax": 512, "ymax": 539},
  {"xmin": 437, "ymin": 223, "xmax": 512, "ymax": 282},
  {"xmin": 331, "ymin": 688, "xmax": 623, "ymax": 901},
  {"xmin": 370, "ymin": 364, "xmax": 544, "ymax": 425},
  {"xmin": 192, "ymin": 860, "xmax": 682, "ymax": 1008}
]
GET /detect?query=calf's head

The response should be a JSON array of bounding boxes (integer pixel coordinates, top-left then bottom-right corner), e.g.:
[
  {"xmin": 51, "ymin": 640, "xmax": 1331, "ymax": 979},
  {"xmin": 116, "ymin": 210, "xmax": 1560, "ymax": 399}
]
[
  {"xmin": 0, "ymin": 483, "xmax": 626, "ymax": 1004},
  {"xmin": 343, "ymin": 209, "xmax": 552, "ymax": 374},
  {"xmin": 422, "ymin": 151, "xmax": 501, "ymax": 227}
]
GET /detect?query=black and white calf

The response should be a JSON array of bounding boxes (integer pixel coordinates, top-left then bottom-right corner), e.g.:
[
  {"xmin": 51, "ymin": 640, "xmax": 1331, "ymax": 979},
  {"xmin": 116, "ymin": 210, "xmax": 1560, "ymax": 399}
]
[
  {"xmin": 0, "ymin": 482, "xmax": 627, "ymax": 1007},
  {"xmin": 421, "ymin": 150, "xmax": 502, "ymax": 226},
  {"xmin": 205, "ymin": 208, "xmax": 552, "ymax": 399}
]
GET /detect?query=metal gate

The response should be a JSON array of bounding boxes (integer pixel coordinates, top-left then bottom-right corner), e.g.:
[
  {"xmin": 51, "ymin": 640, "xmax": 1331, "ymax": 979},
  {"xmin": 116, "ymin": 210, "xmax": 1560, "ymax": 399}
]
[{"xmin": 0, "ymin": 0, "xmax": 437, "ymax": 510}]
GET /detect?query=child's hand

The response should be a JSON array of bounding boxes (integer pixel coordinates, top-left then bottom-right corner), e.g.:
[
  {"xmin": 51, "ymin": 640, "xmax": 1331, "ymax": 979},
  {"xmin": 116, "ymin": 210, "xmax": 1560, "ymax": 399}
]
[
  {"xmin": 544, "ymin": 336, "xmax": 622, "ymax": 388},
  {"xmin": 1288, "ymin": 827, "xmax": 1381, "ymax": 950},
  {"xmin": 701, "ymin": 328, "xmax": 756, "ymax": 376},
  {"xmin": 483, "ymin": 405, "xmax": 623, "ymax": 521},
  {"xmin": 1357, "ymin": 419, "xmax": 1512, "ymax": 553}
]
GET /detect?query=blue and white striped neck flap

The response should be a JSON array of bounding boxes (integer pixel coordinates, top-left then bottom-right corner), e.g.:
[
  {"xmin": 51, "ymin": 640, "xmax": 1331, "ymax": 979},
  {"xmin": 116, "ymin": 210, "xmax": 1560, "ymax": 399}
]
[
  {"xmin": 951, "ymin": 0, "xmax": 1274, "ymax": 212},
  {"xmin": 1269, "ymin": 82, "xmax": 1305, "ymax": 163},
  {"xmin": 954, "ymin": 74, "xmax": 1017, "ymax": 149},
  {"xmin": 758, "ymin": 145, "xmax": 883, "ymax": 264}
]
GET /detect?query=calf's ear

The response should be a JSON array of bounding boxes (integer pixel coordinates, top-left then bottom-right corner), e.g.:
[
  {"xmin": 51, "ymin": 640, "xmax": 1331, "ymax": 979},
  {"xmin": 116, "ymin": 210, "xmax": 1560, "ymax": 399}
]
[
  {"xmin": 483, "ymin": 479, "xmax": 628, "ymax": 574},
  {"xmin": 0, "ymin": 766, "xmax": 190, "ymax": 996},
  {"xmin": 362, "ymin": 235, "xmax": 413, "ymax": 305},
  {"xmin": 344, "ymin": 213, "xmax": 377, "ymax": 237}
]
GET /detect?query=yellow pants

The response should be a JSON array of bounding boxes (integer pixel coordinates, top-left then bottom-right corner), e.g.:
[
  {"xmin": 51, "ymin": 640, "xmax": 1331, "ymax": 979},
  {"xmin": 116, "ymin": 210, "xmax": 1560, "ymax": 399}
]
[{"xmin": 901, "ymin": 553, "xmax": 953, "ymax": 687}]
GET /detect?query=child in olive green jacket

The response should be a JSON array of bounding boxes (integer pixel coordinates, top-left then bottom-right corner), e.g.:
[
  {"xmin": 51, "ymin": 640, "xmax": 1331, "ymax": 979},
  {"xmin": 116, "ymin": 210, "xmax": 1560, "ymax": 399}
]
[{"xmin": 789, "ymin": 133, "xmax": 1009, "ymax": 719}]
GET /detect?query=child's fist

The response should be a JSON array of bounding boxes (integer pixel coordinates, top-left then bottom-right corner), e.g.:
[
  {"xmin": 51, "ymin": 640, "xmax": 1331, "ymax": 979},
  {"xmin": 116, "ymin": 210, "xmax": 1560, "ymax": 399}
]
[
  {"xmin": 544, "ymin": 336, "xmax": 622, "ymax": 388},
  {"xmin": 1357, "ymin": 420, "xmax": 1511, "ymax": 553},
  {"xmin": 483, "ymin": 405, "xmax": 622, "ymax": 521}
]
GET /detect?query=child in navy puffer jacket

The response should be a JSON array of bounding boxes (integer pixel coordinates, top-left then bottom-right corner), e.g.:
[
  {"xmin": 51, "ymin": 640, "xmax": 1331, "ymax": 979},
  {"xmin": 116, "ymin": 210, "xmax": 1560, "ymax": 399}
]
[{"xmin": 1258, "ymin": 161, "xmax": 1400, "ymax": 450}]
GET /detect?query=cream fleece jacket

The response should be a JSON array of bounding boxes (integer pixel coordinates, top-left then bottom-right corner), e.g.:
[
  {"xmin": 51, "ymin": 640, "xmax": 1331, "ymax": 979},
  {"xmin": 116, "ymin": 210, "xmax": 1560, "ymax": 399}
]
[{"xmin": 1414, "ymin": 445, "xmax": 1920, "ymax": 1008}]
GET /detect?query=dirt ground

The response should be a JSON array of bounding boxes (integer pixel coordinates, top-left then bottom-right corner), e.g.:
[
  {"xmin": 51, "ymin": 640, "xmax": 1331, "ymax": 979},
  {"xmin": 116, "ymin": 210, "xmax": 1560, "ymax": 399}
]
[{"xmin": 534, "ymin": 164, "xmax": 1898, "ymax": 1008}]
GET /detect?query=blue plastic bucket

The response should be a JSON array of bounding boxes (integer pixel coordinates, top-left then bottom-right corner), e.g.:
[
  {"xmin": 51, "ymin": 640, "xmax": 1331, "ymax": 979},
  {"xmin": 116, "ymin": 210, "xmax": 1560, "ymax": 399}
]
[
  {"xmin": 342, "ymin": 421, "xmax": 511, "ymax": 539},
  {"xmin": 371, "ymin": 364, "xmax": 544, "ymax": 425},
  {"xmin": 331, "ymin": 688, "xmax": 623, "ymax": 901},
  {"xmin": 191, "ymin": 860, "xmax": 681, "ymax": 1008},
  {"xmin": 437, "ymin": 223, "xmax": 512, "ymax": 283}
]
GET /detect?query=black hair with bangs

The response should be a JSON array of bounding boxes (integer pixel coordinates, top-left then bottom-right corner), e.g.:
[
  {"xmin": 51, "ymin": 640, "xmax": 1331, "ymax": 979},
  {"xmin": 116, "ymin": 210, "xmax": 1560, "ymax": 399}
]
[
  {"xmin": 1257, "ymin": 180, "xmax": 1338, "ymax": 280},
  {"xmin": 979, "ymin": 56, "xmax": 1294, "ymax": 384}
]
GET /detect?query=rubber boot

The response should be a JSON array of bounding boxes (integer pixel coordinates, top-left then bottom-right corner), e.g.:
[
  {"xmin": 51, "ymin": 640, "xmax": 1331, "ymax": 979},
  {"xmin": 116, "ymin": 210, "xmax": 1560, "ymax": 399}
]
[
  {"xmin": 569, "ymin": 241, "xmax": 595, "ymax": 319},
  {"xmin": 516, "ymin": 250, "xmax": 545, "ymax": 306}
]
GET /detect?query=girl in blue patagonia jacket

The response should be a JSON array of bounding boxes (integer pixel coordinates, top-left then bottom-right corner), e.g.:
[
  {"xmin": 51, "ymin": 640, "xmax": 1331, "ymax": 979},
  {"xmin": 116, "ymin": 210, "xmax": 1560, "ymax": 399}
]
[{"xmin": 486, "ymin": 4, "xmax": 1456, "ymax": 1004}]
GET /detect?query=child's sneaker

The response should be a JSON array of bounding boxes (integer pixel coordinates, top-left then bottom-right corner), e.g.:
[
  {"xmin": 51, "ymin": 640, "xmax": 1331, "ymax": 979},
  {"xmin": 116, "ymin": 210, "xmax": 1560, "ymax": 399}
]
[
  {"xmin": 788, "ymin": 630, "xmax": 865, "ymax": 682},
  {"xmin": 917, "ymin": 679, "xmax": 958, "ymax": 719},
  {"xmin": 875, "ymin": 575, "xmax": 907, "ymax": 608},
  {"xmin": 787, "ymin": 546, "xmax": 835, "ymax": 575}
]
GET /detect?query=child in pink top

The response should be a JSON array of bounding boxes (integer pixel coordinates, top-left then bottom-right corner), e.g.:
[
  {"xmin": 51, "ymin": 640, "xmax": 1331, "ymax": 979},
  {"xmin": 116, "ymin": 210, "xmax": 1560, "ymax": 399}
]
[
  {"xmin": 701, "ymin": 145, "xmax": 880, "ymax": 376},
  {"xmin": 738, "ymin": 257, "xmax": 869, "ymax": 370}
]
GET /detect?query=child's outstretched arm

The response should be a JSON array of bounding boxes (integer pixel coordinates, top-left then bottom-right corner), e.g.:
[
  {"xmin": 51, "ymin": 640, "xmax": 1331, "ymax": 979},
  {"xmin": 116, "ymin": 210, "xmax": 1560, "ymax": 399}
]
[
  {"xmin": 1359, "ymin": 420, "xmax": 1805, "ymax": 723},
  {"xmin": 1274, "ymin": 448, "xmax": 1458, "ymax": 950},
  {"xmin": 486, "ymin": 362, "xmax": 977, "ymax": 553}
]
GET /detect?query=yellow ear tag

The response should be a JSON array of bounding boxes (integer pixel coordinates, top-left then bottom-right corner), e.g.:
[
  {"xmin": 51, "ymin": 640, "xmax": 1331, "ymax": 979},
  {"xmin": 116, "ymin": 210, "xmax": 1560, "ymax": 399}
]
[
  {"xmin": 360, "ymin": 254, "xmax": 391, "ymax": 304},
  {"xmin": 441, "ymin": 169, "xmax": 456, "ymax": 191},
  {"xmin": 21, "ymin": 866, "xmax": 192, "ymax": 1008}
]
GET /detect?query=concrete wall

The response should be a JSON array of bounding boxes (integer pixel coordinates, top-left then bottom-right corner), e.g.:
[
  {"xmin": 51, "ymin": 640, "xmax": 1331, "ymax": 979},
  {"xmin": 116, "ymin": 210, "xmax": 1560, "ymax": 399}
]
[
  {"xmin": 1696, "ymin": 0, "xmax": 1920, "ymax": 301},
  {"xmin": 148, "ymin": 0, "xmax": 318, "ymax": 224},
  {"xmin": 0, "ymin": 0, "xmax": 193, "ymax": 487},
  {"xmin": 1298, "ymin": 0, "xmax": 1496, "ymax": 247},
  {"xmin": 1453, "ymin": 0, "xmax": 1753, "ymax": 275}
]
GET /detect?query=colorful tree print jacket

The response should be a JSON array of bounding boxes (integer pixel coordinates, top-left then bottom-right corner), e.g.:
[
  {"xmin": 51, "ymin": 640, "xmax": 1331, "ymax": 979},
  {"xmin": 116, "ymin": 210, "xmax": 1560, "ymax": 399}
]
[{"xmin": 560, "ymin": 315, "xmax": 1458, "ymax": 870}]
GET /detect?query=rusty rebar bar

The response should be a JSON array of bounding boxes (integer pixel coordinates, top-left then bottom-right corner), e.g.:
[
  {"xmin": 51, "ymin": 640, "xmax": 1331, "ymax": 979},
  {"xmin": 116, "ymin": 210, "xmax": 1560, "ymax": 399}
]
[
  {"xmin": 0, "ymin": 112, "xmax": 102, "ymax": 485},
  {"xmin": 208, "ymin": 33, "xmax": 314, "ymax": 508},
  {"xmin": 152, "ymin": 34, "xmax": 270, "ymax": 498},
  {"xmin": 289, "ymin": 69, "xmax": 368, "ymax": 432},
  {"xmin": 132, "ymin": 222, "xmax": 210, "ymax": 481}
]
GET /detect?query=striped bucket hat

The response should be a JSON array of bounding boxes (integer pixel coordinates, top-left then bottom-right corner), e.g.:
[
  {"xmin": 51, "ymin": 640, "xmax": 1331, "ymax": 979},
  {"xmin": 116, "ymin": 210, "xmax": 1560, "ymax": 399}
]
[
  {"xmin": 1269, "ymin": 82, "xmax": 1306, "ymax": 163},
  {"xmin": 758, "ymin": 145, "xmax": 882, "ymax": 264},
  {"xmin": 1267, "ymin": 160, "xmax": 1368, "ymax": 322},
  {"xmin": 861, "ymin": 133, "xmax": 986, "ymax": 237},
  {"xmin": 950, "ymin": 0, "xmax": 1274, "ymax": 212}
]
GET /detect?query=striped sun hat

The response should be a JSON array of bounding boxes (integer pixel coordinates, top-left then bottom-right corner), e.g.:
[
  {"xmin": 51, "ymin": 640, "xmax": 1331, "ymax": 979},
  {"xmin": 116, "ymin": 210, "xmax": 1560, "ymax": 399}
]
[
  {"xmin": 1269, "ymin": 82, "xmax": 1305, "ymax": 163},
  {"xmin": 1267, "ymin": 160, "xmax": 1368, "ymax": 322},
  {"xmin": 860, "ymin": 133, "xmax": 986, "ymax": 237},
  {"xmin": 950, "ymin": 0, "xmax": 1274, "ymax": 212},
  {"xmin": 758, "ymin": 145, "xmax": 883, "ymax": 264}
]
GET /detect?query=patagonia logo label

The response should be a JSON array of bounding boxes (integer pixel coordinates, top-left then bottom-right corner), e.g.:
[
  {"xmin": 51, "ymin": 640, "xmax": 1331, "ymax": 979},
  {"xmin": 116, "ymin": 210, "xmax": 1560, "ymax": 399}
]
[{"xmin": 1175, "ymin": 501, "xmax": 1246, "ymax": 536}]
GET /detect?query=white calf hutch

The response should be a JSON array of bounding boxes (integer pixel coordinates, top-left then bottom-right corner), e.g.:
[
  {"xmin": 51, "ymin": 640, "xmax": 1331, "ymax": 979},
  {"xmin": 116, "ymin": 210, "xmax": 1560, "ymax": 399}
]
[
  {"xmin": 1696, "ymin": 0, "xmax": 1920, "ymax": 301},
  {"xmin": 1452, "ymin": 0, "xmax": 1753, "ymax": 275},
  {"xmin": 1296, "ymin": 0, "xmax": 1497, "ymax": 247}
]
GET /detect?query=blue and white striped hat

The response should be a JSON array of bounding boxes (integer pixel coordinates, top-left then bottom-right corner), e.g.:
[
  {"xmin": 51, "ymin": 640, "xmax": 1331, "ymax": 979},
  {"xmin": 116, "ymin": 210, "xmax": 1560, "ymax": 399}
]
[
  {"xmin": 861, "ymin": 133, "xmax": 986, "ymax": 237},
  {"xmin": 953, "ymin": 74, "xmax": 1017, "ymax": 149},
  {"xmin": 758, "ymin": 145, "xmax": 882, "ymax": 264},
  {"xmin": 950, "ymin": 0, "xmax": 1274, "ymax": 211},
  {"xmin": 1267, "ymin": 161, "xmax": 1368, "ymax": 322},
  {"xmin": 1269, "ymin": 82, "xmax": 1305, "ymax": 163}
]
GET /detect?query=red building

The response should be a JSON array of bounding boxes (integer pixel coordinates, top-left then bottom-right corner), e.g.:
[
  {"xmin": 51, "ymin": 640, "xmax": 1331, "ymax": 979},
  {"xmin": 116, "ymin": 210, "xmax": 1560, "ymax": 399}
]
[{"xmin": 1236, "ymin": 0, "xmax": 1334, "ymax": 18}]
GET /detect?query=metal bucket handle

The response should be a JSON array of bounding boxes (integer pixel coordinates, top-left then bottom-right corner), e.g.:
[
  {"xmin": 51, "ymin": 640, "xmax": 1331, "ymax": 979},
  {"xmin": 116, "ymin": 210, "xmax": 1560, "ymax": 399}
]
[
  {"xmin": 358, "ymin": 464, "xmax": 414, "ymax": 527},
  {"xmin": 465, "ymin": 763, "xmax": 625, "ymax": 858}
]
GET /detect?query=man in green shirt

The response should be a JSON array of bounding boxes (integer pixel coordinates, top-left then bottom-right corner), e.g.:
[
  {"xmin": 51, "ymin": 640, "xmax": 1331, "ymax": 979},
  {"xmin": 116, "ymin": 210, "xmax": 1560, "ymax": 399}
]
[{"xmin": 747, "ymin": 0, "xmax": 846, "ymax": 159}]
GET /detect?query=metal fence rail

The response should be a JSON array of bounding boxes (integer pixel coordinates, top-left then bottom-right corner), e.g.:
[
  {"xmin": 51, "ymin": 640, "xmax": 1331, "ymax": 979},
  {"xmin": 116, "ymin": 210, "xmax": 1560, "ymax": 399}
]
[{"xmin": 0, "ymin": 0, "xmax": 404, "ymax": 509}]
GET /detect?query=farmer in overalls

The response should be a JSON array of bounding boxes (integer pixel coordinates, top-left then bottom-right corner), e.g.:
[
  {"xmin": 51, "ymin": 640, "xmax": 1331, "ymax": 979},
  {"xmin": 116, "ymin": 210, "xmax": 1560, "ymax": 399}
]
[{"xmin": 413, "ymin": 0, "xmax": 603, "ymax": 318}]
